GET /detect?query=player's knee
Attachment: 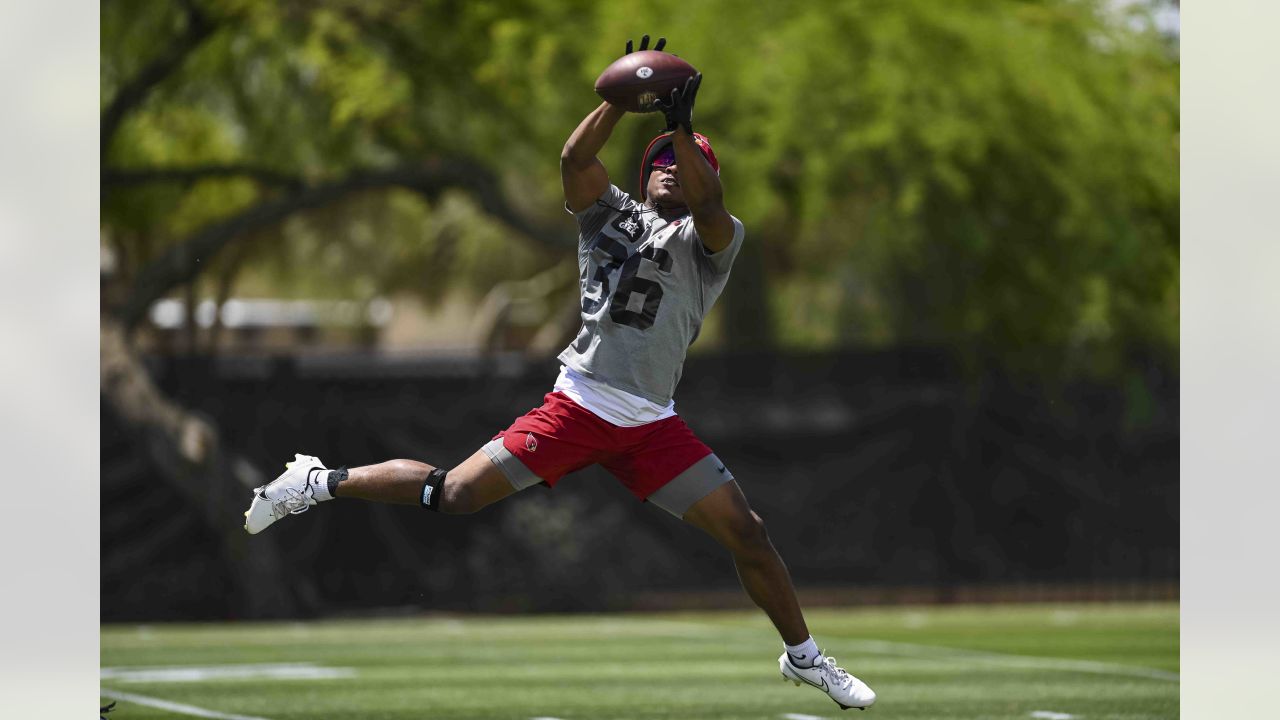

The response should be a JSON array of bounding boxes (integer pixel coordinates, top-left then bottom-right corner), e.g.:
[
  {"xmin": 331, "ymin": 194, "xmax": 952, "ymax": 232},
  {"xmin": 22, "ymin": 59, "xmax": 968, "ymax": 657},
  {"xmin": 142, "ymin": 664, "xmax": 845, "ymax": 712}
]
[
  {"xmin": 724, "ymin": 510, "xmax": 771, "ymax": 555},
  {"xmin": 440, "ymin": 474, "xmax": 499, "ymax": 515},
  {"xmin": 746, "ymin": 510, "xmax": 771, "ymax": 546},
  {"xmin": 438, "ymin": 479, "xmax": 475, "ymax": 514}
]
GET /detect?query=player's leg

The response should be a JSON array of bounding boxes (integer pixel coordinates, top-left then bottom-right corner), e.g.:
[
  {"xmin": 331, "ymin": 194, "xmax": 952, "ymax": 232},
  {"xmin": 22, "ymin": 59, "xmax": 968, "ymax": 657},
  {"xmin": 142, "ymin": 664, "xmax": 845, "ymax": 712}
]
[
  {"xmin": 244, "ymin": 392, "xmax": 597, "ymax": 533},
  {"xmin": 681, "ymin": 480, "xmax": 808, "ymax": 644},
  {"xmin": 243, "ymin": 446, "xmax": 517, "ymax": 533},
  {"xmin": 681, "ymin": 478, "xmax": 877, "ymax": 710},
  {"xmin": 336, "ymin": 449, "xmax": 515, "ymax": 514},
  {"xmin": 615, "ymin": 415, "xmax": 876, "ymax": 711},
  {"xmin": 606, "ymin": 416, "xmax": 811, "ymax": 644}
]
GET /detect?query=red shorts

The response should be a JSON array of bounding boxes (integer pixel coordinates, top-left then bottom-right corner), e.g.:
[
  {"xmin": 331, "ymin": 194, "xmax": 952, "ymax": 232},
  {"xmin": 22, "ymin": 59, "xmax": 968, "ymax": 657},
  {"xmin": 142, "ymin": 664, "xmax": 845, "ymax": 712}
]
[{"xmin": 481, "ymin": 391, "xmax": 733, "ymax": 517}]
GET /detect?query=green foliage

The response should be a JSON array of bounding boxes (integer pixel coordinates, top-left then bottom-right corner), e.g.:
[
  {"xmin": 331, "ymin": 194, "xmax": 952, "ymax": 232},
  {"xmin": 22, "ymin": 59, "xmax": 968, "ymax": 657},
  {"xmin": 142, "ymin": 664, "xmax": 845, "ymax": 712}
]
[
  {"xmin": 682, "ymin": 0, "xmax": 1178, "ymax": 372},
  {"xmin": 101, "ymin": 0, "xmax": 1178, "ymax": 375}
]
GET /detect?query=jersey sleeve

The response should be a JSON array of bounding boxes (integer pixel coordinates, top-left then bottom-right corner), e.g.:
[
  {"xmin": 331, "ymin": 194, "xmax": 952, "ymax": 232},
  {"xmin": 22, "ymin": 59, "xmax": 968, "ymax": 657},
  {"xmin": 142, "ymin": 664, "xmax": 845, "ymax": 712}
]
[
  {"xmin": 689, "ymin": 215, "xmax": 745, "ymax": 275},
  {"xmin": 566, "ymin": 184, "xmax": 633, "ymax": 230}
]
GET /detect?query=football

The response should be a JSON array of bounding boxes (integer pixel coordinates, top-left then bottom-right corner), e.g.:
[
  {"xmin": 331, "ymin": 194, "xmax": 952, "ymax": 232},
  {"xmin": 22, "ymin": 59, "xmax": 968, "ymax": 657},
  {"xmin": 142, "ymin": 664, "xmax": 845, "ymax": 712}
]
[{"xmin": 594, "ymin": 50, "xmax": 698, "ymax": 113}]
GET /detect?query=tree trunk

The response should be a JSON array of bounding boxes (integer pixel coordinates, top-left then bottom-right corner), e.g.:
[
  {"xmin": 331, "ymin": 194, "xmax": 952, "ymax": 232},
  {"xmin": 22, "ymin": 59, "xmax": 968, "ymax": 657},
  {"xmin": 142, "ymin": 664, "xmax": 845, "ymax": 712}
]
[{"xmin": 101, "ymin": 314, "xmax": 317, "ymax": 618}]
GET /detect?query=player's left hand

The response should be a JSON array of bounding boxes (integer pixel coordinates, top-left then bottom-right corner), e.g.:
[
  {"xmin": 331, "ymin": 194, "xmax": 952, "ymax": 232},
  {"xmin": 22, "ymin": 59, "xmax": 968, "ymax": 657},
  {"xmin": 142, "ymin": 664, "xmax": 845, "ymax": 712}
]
[
  {"xmin": 625, "ymin": 34, "xmax": 666, "ymax": 55},
  {"xmin": 655, "ymin": 72, "xmax": 701, "ymax": 134}
]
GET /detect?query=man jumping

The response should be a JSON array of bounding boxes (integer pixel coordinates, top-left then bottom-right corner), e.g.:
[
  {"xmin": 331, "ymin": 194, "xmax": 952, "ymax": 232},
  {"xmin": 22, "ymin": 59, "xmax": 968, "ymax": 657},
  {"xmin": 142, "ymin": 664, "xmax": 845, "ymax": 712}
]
[{"xmin": 244, "ymin": 35, "xmax": 876, "ymax": 711}]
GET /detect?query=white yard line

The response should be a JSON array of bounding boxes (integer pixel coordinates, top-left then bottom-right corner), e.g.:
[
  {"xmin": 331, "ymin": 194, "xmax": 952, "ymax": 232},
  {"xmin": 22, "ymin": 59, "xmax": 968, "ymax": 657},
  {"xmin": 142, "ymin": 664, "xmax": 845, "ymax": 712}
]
[
  {"xmin": 639, "ymin": 619, "xmax": 1178, "ymax": 682},
  {"xmin": 1030, "ymin": 712, "xmax": 1078, "ymax": 720},
  {"xmin": 101, "ymin": 662, "xmax": 356, "ymax": 683},
  {"xmin": 782, "ymin": 713, "xmax": 829, "ymax": 720},
  {"xmin": 100, "ymin": 689, "xmax": 272, "ymax": 720},
  {"xmin": 845, "ymin": 638, "xmax": 1178, "ymax": 682}
]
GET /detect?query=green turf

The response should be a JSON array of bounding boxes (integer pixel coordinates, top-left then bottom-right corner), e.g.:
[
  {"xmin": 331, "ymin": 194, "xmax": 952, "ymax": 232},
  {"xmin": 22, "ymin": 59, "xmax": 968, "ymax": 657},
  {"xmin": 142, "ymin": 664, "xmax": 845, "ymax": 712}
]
[{"xmin": 100, "ymin": 603, "xmax": 1178, "ymax": 719}]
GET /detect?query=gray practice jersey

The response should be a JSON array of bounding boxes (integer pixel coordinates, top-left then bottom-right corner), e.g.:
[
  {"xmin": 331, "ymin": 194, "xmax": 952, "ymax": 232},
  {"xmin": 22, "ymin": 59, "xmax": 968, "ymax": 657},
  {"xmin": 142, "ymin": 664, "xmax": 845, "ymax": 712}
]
[{"xmin": 558, "ymin": 184, "xmax": 745, "ymax": 405}]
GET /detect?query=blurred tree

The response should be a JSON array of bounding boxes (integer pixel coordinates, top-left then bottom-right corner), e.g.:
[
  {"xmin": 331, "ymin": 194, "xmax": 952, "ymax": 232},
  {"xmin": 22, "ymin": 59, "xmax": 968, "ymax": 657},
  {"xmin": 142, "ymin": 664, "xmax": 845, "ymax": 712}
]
[
  {"xmin": 100, "ymin": 0, "xmax": 1177, "ymax": 610},
  {"xmin": 102, "ymin": 0, "xmax": 1177, "ymax": 368},
  {"xmin": 656, "ymin": 0, "xmax": 1179, "ymax": 374}
]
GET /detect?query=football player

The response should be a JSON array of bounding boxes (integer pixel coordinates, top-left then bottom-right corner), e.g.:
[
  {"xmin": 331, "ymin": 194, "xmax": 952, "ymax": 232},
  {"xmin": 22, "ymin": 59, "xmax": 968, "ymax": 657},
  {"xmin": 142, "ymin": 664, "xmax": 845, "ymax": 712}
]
[{"xmin": 245, "ymin": 35, "xmax": 875, "ymax": 711}]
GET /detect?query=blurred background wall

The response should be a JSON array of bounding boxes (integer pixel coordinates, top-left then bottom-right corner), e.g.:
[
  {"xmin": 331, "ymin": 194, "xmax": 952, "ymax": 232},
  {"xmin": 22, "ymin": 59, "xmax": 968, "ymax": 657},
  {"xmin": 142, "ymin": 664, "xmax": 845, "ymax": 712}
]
[
  {"xmin": 100, "ymin": 0, "xmax": 1179, "ymax": 621},
  {"xmin": 102, "ymin": 349, "xmax": 1177, "ymax": 621}
]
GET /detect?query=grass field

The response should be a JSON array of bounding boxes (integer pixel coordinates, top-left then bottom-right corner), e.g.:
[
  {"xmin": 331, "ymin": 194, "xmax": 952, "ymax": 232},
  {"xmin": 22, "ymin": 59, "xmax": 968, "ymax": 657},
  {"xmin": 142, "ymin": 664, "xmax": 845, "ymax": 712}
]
[{"xmin": 100, "ymin": 602, "xmax": 1178, "ymax": 720}]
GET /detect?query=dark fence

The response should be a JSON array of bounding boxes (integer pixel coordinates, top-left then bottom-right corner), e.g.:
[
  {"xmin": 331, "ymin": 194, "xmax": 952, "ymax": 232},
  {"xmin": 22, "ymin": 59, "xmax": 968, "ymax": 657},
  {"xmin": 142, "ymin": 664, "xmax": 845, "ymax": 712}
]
[{"xmin": 101, "ymin": 349, "xmax": 1178, "ymax": 621}]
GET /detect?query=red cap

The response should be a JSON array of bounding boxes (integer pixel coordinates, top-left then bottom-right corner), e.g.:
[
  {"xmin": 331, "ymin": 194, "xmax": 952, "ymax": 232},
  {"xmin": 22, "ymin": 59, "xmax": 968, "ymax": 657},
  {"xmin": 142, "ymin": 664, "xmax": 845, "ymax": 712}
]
[{"xmin": 639, "ymin": 132, "xmax": 720, "ymax": 201}]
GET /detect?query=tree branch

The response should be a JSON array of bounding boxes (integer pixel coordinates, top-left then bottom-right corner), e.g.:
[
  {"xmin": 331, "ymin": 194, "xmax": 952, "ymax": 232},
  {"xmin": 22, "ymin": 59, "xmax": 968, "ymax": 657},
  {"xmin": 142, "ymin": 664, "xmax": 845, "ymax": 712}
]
[
  {"xmin": 119, "ymin": 158, "xmax": 571, "ymax": 328},
  {"xmin": 102, "ymin": 164, "xmax": 305, "ymax": 193},
  {"xmin": 101, "ymin": 0, "xmax": 217, "ymax": 157}
]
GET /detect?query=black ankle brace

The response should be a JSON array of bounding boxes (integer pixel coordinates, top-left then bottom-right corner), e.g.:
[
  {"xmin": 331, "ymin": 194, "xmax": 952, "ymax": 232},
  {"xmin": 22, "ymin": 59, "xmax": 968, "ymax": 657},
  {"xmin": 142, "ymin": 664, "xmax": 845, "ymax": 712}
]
[
  {"xmin": 326, "ymin": 467, "xmax": 348, "ymax": 497},
  {"xmin": 421, "ymin": 468, "xmax": 447, "ymax": 511}
]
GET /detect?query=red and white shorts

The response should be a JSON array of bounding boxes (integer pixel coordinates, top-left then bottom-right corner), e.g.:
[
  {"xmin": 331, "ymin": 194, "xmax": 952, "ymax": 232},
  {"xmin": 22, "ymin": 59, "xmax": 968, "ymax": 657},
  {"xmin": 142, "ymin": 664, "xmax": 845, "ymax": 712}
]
[{"xmin": 481, "ymin": 391, "xmax": 733, "ymax": 517}]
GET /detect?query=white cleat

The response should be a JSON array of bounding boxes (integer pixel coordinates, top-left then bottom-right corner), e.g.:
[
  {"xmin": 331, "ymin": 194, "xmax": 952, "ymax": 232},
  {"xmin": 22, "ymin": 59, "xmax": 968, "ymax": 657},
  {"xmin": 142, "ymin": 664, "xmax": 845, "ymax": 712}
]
[
  {"xmin": 243, "ymin": 454, "xmax": 329, "ymax": 534},
  {"xmin": 779, "ymin": 652, "xmax": 877, "ymax": 711}
]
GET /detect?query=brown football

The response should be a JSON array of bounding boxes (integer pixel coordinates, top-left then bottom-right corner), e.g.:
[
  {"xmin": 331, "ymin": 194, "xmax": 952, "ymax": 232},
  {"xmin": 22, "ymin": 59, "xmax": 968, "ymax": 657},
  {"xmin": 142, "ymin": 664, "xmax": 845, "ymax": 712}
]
[{"xmin": 594, "ymin": 50, "xmax": 697, "ymax": 113}]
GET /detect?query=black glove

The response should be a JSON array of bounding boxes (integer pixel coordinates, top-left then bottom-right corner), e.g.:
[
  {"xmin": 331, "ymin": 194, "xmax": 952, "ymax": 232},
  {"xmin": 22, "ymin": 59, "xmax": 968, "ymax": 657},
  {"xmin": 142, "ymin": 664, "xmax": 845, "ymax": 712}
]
[
  {"xmin": 654, "ymin": 72, "xmax": 701, "ymax": 134},
  {"xmin": 625, "ymin": 35, "xmax": 666, "ymax": 54}
]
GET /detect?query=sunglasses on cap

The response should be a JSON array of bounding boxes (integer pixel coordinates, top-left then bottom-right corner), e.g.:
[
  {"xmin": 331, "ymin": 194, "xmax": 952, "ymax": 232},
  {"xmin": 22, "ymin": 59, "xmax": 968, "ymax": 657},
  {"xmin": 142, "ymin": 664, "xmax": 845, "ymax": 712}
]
[{"xmin": 650, "ymin": 147, "xmax": 677, "ymax": 169}]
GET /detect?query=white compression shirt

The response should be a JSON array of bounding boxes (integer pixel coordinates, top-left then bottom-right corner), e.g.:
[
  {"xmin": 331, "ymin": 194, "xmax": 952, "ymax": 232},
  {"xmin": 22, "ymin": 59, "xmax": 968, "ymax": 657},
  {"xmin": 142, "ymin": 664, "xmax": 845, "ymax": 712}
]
[{"xmin": 552, "ymin": 364, "xmax": 676, "ymax": 427}]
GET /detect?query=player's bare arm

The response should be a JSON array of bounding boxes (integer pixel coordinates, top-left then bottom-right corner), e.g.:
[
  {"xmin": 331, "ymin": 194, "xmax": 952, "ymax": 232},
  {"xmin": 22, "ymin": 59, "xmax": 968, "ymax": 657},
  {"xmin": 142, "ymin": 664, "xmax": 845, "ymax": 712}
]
[
  {"xmin": 561, "ymin": 35, "xmax": 668, "ymax": 213},
  {"xmin": 560, "ymin": 101, "xmax": 625, "ymax": 213},
  {"xmin": 656, "ymin": 74, "xmax": 736, "ymax": 252},
  {"xmin": 669, "ymin": 126, "xmax": 735, "ymax": 252}
]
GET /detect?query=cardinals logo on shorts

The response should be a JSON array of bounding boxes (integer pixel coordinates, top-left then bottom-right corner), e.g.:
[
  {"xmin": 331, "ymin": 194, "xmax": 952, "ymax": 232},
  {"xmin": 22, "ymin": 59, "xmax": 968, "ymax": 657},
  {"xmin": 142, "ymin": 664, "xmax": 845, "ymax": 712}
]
[{"xmin": 525, "ymin": 432, "xmax": 538, "ymax": 452}]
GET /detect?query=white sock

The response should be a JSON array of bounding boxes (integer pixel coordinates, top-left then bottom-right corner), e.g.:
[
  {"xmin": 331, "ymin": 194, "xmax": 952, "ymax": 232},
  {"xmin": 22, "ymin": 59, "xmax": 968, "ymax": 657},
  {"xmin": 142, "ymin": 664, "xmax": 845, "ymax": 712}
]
[
  {"xmin": 310, "ymin": 468, "xmax": 335, "ymax": 502},
  {"xmin": 784, "ymin": 636, "xmax": 822, "ymax": 667}
]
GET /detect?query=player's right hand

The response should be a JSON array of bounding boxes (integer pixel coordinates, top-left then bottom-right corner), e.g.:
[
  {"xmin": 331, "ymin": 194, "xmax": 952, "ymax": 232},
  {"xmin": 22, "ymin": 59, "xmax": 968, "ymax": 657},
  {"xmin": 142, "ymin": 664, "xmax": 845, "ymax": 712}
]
[
  {"xmin": 625, "ymin": 34, "xmax": 666, "ymax": 55},
  {"xmin": 655, "ymin": 72, "xmax": 701, "ymax": 134}
]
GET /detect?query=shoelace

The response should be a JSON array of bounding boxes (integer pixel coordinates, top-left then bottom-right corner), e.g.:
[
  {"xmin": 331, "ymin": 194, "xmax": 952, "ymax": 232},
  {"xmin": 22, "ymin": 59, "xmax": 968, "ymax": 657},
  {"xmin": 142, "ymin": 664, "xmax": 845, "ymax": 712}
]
[
  {"xmin": 818, "ymin": 655, "xmax": 853, "ymax": 689},
  {"xmin": 270, "ymin": 486, "xmax": 313, "ymax": 519}
]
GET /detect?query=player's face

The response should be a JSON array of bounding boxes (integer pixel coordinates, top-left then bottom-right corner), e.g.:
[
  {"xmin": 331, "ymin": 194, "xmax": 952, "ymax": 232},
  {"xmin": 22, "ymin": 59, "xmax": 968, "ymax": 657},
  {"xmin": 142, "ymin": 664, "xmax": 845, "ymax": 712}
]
[{"xmin": 647, "ymin": 162, "xmax": 684, "ymax": 206}]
